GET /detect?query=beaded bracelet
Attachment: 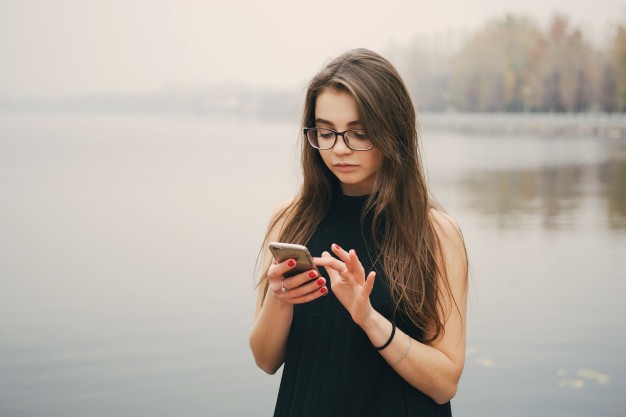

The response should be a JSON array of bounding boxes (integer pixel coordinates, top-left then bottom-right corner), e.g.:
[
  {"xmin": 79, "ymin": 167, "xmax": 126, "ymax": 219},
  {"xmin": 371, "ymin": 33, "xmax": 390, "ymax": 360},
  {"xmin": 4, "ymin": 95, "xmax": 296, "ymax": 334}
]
[{"xmin": 372, "ymin": 320, "xmax": 396, "ymax": 351}]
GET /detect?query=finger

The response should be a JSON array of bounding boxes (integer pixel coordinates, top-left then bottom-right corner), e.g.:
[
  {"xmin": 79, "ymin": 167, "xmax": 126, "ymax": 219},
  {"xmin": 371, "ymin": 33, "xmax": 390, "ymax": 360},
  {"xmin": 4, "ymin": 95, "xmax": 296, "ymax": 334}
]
[
  {"xmin": 314, "ymin": 253, "xmax": 346, "ymax": 272},
  {"xmin": 320, "ymin": 251, "xmax": 333, "ymax": 259},
  {"xmin": 267, "ymin": 264, "xmax": 282, "ymax": 285},
  {"xmin": 364, "ymin": 271, "xmax": 376, "ymax": 295},
  {"xmin": 332, "ymin": 247, "xmax": 357, "ymax": 279},
  {"xmin": 324, "ymin": 265, "xmax": 343, "ymax": 285},
  {"xmin": 268, "ymin": 258, "xmax": 298, "ymax": 279},
  {"xmin": 311, "ymin": 251, "xmax": 329, "ymax": 263},
  {"xmin": 331, "ymin": 243, "xmax": 351, "ymax": 264},
  {"xmin": 333, "ymin": 245, "xmax": 360, "ymax": 279},
  {"xmin": 282, "ymin": 269, "xmax": 320, "ymax": 291},
  {"xmin": 348, "ymin": 249, "xmax": 366, "ymax": 280},
  {"xmin": 315, "ymin": 251, "xmax": 349, "ymax": 284},
  {"xmin": 287, "ymin": 285, "xmax": 328, "ymax": 304},
  {"xmin": 284, "ymin": 276, "xmax": 326, "ymax": 299},
  {"xmin": 267, "ymin": 259, "xmax": 303, "ymax": 295}
]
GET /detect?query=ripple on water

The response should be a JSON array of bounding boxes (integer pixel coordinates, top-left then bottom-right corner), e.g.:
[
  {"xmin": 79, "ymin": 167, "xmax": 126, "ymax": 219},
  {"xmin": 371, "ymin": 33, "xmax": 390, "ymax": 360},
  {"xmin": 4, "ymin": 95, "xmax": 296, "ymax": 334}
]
[{"xmin": 556, "ymin": 368, "xmax": 611, "ymax": 389}]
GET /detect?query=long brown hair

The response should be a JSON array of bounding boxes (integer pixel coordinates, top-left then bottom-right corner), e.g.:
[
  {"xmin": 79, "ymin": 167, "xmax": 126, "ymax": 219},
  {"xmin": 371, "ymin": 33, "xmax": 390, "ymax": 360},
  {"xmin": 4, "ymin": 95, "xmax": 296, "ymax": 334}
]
[{"xmin": 258, "ymin": 48, "xmax": 466, "ymax": 342}]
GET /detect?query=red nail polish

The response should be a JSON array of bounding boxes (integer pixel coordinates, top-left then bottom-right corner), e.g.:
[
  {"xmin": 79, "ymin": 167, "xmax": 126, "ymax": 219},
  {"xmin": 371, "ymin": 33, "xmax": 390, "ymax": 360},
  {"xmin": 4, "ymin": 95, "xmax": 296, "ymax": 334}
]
[
  {"xmin": 288, "ymin": 260, "xmax": 296, "ymax": 267},
  {"xmin": 317, "ymin": 278, "xmax": 324, "ymax": 286},
  {"xmin": 320, "ymin": 287, "xmax": 327, "ymax": 294},
  {"xmin": 334, "ymin": 244, "xmax": 341, "ymax": 250},
  {"xmin": 309, "ymin": 271, "xmax": 317, "ymax": 278}
]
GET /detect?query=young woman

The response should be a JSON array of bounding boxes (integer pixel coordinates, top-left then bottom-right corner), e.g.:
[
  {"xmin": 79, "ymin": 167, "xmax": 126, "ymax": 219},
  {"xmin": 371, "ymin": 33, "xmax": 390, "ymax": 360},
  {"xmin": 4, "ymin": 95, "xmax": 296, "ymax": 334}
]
[{"xmin": 249, "ymin": 48, "xmax": 468, "ymax": 416}]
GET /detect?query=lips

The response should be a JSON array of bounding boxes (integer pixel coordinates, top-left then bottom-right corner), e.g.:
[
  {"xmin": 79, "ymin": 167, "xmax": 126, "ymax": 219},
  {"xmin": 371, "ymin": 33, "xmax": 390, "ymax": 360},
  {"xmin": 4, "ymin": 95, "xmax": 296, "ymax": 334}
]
[{"xmin": 334, "ymin": 163, "xmax": 358, "ymax": 172}]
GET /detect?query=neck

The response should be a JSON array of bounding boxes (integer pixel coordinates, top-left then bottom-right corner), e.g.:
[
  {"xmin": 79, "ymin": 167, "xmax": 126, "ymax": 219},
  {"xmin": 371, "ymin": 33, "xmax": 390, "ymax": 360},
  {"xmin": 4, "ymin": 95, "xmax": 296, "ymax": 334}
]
[{"xmin": 340, "ymin": 182, "xmax": 373, "ymax": 196}]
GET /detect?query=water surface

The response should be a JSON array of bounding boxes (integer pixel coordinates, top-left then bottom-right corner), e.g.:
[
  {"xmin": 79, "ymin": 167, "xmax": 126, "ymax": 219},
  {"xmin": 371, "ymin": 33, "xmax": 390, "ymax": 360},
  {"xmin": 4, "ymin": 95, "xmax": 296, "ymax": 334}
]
[{"xmin": 0, "ymin": 112, "xmax": 624, "ymax": 416}]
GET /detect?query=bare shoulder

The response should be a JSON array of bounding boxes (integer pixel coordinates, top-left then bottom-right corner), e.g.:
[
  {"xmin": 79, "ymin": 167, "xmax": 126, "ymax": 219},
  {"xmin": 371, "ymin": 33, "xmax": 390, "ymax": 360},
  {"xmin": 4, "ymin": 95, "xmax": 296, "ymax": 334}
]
[
  {"xmin": 272, "ymin": 197, "xmax": 295, "ymax": 218},
  {"xmin": 429, "ymin": 208, "xmax": 462, "ymax": 241},
  {"xmin": 262, "ymin": 197, "xmax": 297, "ymax": 265},
  {"xmin": 267, "ymin": 197, "xmax": 296, "ymax": 238},
  {"xmin": 428, "ymin": 207, "xmax": 468, "ymax": 280}
]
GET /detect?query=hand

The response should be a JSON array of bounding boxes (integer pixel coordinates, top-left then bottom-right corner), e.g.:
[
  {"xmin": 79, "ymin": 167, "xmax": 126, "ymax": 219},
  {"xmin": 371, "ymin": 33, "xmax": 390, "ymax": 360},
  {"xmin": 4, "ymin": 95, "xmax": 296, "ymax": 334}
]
[
  {"xmin": 314, "ymin": 244, "xmax": 376, "ymax": 327},
  {"xmin": 267, "ymin": 259, "xmax": 328, "ymax": 304}
]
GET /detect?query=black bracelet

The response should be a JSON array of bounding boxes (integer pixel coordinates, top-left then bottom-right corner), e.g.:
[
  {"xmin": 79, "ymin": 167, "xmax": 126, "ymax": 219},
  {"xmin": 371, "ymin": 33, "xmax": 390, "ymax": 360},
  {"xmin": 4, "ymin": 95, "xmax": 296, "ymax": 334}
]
[{"xmin": 372, "ymin": 320, "xmax": 396, "ymax": 351}]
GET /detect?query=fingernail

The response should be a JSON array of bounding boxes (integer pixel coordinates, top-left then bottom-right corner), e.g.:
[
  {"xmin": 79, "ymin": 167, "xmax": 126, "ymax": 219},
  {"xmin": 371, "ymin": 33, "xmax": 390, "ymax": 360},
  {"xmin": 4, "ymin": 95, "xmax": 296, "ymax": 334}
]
[
  {"xmin": 317, "ymin": 278, "xmax": 324, "ymax": 286},
  {"xmin": 288, "ymin": 260, "xmax": 295, "ymax": 267},
  {"xmin": 333, "ymin": 244, "xmax": 341, "ymax": 250},
  {"xmin": 320, "ymin": 287, "xmax": 327, "ymax": 294},
  {"xmin": 309, "ymin": 271, "xmax": 317, "ymax": 278}
]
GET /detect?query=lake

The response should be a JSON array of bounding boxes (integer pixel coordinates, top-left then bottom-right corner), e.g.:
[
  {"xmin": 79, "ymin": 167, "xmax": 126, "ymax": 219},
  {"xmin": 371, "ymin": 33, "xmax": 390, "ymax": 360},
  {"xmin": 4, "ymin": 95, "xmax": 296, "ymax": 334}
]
[{"xmin": 0, "ymin": 112, "xmax": 624, "ymax": 416}]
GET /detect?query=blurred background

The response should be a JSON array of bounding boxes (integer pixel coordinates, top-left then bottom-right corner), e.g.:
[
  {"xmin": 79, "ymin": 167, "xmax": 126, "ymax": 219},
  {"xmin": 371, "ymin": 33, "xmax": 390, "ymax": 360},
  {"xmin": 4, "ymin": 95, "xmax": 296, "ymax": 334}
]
[{"xmin": 1, "ymin": 0, "xmax": 625, "ymax": 416}]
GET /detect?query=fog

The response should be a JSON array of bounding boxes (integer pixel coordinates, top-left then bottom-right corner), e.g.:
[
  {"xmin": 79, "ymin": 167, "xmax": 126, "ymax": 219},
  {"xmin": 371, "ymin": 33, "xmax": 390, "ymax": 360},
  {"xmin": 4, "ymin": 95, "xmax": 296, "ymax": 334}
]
[{"xmin": 0, "ymin": 0, "xmax": 624, "ymax": 99}]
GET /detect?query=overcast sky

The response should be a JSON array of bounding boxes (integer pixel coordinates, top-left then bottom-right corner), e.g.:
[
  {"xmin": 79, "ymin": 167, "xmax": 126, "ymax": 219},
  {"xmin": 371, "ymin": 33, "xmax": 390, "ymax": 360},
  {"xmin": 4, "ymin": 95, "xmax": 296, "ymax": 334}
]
[{"xmin": 0, "ymin": 0, "xmax": 624, "ymax": 98}]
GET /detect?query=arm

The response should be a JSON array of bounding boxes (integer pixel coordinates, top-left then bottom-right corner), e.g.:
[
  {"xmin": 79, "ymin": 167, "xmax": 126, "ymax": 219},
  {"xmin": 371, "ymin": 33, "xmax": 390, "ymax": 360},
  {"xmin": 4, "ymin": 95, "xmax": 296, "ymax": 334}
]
[
  {"xmin": 314, "ymin": 209, "xmax": 468, "ymax": 404},
  {"xmin": 248, "ymin": 271, "xmax": 293, "ymax": 375},
  {"xmin": 249, "ymin": 201, "xmax": 328, "ymax": 375}
]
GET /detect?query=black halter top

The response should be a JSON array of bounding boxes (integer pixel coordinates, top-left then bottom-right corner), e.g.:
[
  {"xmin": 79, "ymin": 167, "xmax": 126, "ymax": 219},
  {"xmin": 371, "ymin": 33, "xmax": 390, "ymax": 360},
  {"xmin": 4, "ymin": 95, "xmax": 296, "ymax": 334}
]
[{"xmin": 273, "ymin": 185, "xmax": 452, "ymax": 417}]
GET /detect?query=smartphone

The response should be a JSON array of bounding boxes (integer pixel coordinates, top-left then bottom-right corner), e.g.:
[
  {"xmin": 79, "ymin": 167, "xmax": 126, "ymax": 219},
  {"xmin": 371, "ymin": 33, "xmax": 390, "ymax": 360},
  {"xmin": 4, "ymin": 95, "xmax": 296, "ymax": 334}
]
[{"xmin": 268, "ymin": 242, "xmax": 319, "ymax": 278}]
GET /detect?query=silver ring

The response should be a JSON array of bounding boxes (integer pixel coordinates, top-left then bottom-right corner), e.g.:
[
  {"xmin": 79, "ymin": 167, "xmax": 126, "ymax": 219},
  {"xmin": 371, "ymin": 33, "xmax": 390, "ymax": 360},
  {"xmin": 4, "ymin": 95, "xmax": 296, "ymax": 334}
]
[{"xmin": 281, "ymin": 280, "xmax": 287, "ymax": 293}]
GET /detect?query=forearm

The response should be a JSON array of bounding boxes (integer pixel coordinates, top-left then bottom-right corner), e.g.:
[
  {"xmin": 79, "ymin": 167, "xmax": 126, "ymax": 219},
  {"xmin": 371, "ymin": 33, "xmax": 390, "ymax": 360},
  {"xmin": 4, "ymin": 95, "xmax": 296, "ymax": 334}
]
[
  {"xmin": 249, "ymin": 291, "xmax": 294, "ymax": 374},
  {"xmin": 361, "ymin": 311, "xmax": 462, "ymax": 404}
]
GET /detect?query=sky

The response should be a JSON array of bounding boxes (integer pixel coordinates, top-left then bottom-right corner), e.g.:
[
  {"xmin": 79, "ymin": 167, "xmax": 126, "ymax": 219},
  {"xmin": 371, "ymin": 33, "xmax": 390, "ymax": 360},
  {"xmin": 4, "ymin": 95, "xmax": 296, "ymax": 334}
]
[{"xmin": 0, "ymin": 0, "xmax": 625, "ymax": 98}]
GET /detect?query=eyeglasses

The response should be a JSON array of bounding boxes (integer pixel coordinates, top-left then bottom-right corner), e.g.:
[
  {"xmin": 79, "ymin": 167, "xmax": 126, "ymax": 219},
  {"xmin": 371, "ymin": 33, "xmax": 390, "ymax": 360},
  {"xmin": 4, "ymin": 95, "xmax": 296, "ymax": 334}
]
[{"xmin": 304, "ymin": 127, "xmax": 374, "ymax": 151}]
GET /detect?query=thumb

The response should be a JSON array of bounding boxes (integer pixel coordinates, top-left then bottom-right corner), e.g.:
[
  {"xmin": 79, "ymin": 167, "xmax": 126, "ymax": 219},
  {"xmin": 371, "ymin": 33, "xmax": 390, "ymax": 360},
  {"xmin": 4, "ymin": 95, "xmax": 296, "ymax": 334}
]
[{"xmin": 365, "ymin": 271, "xmax": 376, "ymax": 294}]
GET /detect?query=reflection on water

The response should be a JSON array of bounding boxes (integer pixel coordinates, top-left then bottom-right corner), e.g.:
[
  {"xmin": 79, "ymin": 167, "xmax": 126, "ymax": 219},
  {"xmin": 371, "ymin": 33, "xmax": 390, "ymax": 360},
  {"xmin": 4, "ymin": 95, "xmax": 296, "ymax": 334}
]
[
  {"xmin": 458, "ymin": 157, "xmax": 626, "ymax": 231},
  {"xmin": 0, "ymin": 113, "xmax": 624, "ymax": 417},
  {"xmin": 602, "ymin": 157, "xmax": 626, "ymax": 229},
  {"xmin": 556, "ymin": 367, "xmax": 612, "ymax": 390}
]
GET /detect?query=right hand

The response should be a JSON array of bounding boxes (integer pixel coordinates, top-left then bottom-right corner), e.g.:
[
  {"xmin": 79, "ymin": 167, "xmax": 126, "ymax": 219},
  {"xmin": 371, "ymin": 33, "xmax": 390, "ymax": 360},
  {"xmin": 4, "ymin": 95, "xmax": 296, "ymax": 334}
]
[{"xmin": 267, "ymin": 259, "xmax": 328, "ymax": 304}]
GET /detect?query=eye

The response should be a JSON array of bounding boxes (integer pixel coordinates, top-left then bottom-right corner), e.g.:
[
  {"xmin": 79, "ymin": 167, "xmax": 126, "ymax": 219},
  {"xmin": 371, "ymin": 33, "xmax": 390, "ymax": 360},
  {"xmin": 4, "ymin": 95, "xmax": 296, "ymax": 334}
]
[
  {"xmin": 318, "ymin": 129, "xmax": 335, "ymax": 139},
  {"xmin": 351, "ymin": 130, "xmax": 368, "ymax": 140}
]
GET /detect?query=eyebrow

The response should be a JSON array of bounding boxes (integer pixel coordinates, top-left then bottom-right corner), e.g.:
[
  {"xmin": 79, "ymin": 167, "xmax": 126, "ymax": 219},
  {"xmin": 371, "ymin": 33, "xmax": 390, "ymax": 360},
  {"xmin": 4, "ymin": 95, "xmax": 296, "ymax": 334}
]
[{"xmin": 315, "ymin": 118, "xmax": 362, "ymax": 128}]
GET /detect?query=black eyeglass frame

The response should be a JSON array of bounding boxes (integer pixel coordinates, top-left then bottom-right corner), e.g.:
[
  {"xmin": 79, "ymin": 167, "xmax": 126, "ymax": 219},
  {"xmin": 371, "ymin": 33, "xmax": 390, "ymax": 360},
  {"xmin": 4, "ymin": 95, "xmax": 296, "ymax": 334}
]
[{"xmin": 303, "ymin": 127, "xmax": 375, "ymax": 151}]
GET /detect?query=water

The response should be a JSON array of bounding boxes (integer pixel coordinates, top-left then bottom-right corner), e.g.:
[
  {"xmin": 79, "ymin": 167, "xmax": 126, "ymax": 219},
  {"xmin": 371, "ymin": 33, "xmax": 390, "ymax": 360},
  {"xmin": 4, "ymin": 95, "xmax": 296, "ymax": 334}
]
[{"xmin": 0, "ymin": 112, "xmax": 624, "ymax": 416}]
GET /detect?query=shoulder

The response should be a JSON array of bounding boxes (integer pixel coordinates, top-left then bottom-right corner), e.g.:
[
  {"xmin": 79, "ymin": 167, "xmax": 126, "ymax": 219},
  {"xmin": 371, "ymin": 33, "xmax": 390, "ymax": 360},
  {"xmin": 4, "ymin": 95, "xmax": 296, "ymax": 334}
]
[
  {"xmin": 273, "ymin": 197, "xmax": 295, "ymax": 216},
  {"xmin": 428, "ymin": 207, "xmax": 468, "ymax": 277},
  {"xmin": 428, "ymin": 207, "xmax": 462, "ymax": 240},
  {"xmin": 270, "ymin": 197, "xmax": 295, "ymax": 225},
  {"xmin": 257, "ymin": 197, "xmax": 296, "ymax": 292},
  {"xmin": 265, "ymin": 197, "xmax": 296, "ymax": 242}
]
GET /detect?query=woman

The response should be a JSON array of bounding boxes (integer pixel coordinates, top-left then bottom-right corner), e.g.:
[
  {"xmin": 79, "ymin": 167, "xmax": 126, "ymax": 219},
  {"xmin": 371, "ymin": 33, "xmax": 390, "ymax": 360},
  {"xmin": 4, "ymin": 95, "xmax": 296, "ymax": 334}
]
[{"xmin": 249, "ymin": 48, "xmax": 468, "ymax": 416}]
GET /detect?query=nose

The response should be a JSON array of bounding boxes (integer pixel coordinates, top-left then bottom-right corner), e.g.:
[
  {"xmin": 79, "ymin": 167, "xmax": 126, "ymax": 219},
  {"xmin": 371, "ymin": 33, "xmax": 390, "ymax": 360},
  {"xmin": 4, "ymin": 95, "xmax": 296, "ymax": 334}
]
[{"xmin": 333, "ymin": 132, "xmax": 352, "ymax": 155}]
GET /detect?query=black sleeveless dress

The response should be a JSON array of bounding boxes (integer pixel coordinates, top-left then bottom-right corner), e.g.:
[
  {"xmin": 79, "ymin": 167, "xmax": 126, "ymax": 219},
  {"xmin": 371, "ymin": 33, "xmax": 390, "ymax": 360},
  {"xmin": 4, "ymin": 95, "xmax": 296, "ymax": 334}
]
[{"xmin": 273, "ymin": 186, "xmax": 452, "ymax": 417}]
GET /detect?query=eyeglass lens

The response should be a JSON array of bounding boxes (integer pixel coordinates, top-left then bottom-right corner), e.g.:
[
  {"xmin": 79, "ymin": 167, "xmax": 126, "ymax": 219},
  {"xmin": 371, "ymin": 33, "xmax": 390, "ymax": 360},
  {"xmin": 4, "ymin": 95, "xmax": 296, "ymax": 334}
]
[{"xmin": 305, "ymin": 128, "xmax": 372, "ymax": 150}]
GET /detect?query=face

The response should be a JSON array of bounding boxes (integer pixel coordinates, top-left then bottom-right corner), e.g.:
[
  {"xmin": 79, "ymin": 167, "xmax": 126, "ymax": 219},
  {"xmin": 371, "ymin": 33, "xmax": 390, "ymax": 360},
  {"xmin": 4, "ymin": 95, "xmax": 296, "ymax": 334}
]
[{"xmin": 314, "ymin": 88, "xmax": 383, "ymax": 196}]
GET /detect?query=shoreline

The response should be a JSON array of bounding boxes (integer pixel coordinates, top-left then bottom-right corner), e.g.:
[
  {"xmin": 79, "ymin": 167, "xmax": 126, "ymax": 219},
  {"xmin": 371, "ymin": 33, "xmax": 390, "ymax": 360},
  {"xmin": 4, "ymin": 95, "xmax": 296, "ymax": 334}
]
[
  {"xmin": 419, "ymin": 113, "xmax": 626, "ymax": 139},
  {"xmin": 2, "ymin": 109, "xmax": 626, "ymax": 140}
]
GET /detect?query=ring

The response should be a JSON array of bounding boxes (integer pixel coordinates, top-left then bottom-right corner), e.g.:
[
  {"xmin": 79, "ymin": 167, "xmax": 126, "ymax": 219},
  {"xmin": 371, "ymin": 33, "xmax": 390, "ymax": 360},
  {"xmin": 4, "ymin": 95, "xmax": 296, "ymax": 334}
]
[{"xmin": 281, "ymin": 279, "xmax": 287, "ymax": 293}]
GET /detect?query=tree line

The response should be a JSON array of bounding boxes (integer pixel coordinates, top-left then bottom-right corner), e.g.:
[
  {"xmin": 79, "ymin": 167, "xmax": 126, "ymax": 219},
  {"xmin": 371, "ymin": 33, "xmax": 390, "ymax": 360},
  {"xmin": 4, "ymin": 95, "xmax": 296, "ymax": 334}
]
[{"xmin": 387, "ymin": 14, "xmax": 626, "ymax": 113}]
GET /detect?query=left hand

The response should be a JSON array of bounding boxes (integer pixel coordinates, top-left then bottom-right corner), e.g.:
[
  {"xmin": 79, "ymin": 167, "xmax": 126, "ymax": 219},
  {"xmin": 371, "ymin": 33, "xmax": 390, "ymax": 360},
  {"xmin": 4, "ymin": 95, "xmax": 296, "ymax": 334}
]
[{"xmin": 314, "ymin": 244, "xmax": 376, "ymax": 327}]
